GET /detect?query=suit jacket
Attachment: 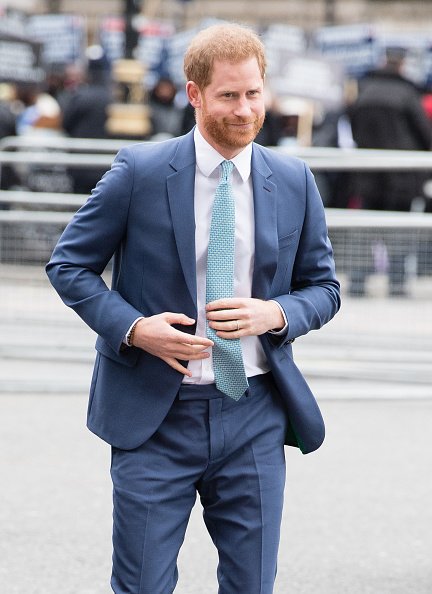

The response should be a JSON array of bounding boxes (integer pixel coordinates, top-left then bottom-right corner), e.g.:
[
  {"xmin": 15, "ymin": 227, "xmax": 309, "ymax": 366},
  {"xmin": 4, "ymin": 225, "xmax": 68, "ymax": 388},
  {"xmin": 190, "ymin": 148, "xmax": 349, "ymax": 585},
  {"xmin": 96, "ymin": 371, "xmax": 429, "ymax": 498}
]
[{"xmin": 46, "ymin": 129, "xmax": 340, "ymax": 454}]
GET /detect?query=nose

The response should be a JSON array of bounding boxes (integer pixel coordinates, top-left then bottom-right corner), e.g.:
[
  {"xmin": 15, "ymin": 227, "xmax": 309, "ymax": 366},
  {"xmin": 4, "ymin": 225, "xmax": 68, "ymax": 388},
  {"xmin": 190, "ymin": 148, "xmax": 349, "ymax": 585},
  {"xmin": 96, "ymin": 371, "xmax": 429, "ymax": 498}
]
[{"xmin": 233, "ymin": 96, "xmax": 252, "ymax": 118}]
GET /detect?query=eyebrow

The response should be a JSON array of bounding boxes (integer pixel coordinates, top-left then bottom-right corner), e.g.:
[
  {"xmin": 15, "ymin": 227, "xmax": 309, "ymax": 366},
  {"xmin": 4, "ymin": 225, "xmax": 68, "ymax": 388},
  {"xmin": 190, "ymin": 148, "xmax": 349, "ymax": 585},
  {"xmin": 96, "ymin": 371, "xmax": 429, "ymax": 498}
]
[{"xmin": 218, "ymin": 87, "xmax": 262, "ymax": 94}]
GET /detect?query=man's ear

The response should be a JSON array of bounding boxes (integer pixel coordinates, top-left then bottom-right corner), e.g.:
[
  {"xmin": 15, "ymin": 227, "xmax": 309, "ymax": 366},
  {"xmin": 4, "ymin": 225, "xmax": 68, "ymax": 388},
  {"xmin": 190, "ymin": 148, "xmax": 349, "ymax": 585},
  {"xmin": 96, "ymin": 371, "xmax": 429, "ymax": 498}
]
[{"xmin": 186, "ymin": 81, "xmax": 202, "ymax": 108}]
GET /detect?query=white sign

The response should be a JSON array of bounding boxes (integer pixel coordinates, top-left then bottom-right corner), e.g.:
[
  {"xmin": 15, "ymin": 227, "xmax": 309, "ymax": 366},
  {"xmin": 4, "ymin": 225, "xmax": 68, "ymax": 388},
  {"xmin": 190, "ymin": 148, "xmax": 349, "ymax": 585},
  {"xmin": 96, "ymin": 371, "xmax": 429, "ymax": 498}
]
[
  {"xmin": 0, "ymin": 35, "xmax": 44, "ymax": 83},
  {"xmin": 268, "ymin": 53, "xmax": 344, "ymax": 108},
  {"xmin": 27, "ymin": 14, "xmax": 86, "ymax": 65}
]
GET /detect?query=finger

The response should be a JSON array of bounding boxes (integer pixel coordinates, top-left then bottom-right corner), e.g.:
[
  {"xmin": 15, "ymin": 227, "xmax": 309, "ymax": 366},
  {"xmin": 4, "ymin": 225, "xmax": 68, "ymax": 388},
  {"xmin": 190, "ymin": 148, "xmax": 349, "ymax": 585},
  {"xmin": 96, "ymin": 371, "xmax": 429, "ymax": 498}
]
[
  {"xmin": 169, "ymin": 330, "xmax": 214, "ymax": 350},
  {"xmin": 165, "ymin": 338, "xmax": 212, "ymax": 353},
  {"xmin": 206, "ymin": 308, "xmax": 242, "ymax": 321},
  {"xmin": 171, "ymin": 332, "xmax": 214, "ymax": 347},
  {"xmin": 214, "ymin": 329, "xmax": 242, "ymax": 339},
  {"xmin": 208, "ymin": 319, "xmax": 240, "ymax": 332},
  {"xmin": 167, "ymin": 345, "xmax": 211, "ymax": 358},
  {"xmin": 164, "ymin": 312, "xmax": 196, "ymax": 326},
  {"xmin": 162, "ymin": 356, "xmax": 192, "ymax": 376},
  {"xmin": 206, "ymin": 299, "xmax": 243, "ymax": 312},
  {"xmin": 181, "ymin": 350, "xmax": 211, "ymax": 361},
  {"xmin": 186, "ymin": 343, "xmax": 212, "ymax": 353}
]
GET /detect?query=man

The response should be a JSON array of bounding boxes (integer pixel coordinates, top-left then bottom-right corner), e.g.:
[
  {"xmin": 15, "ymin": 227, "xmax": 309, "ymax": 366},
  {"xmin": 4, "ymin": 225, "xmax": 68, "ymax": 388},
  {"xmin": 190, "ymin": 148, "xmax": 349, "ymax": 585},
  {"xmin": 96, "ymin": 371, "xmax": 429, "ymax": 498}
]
[
  {"xmin": 61, "ymin": 47, "xmax": 113, "ymax": 194},
  {"xmin": 47, "ymin": 23, "xmax": 340, "ymax": 594},
  {"xmin": 348, "ymin": 47, "xmax": 432, "ymax": 296}
]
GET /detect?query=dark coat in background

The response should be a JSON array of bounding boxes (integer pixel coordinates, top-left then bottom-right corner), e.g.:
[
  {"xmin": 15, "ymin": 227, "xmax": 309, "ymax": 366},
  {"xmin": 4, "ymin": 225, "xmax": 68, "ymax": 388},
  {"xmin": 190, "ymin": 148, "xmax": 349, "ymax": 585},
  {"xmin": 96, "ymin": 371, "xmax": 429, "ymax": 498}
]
[
  {"xmin": 0, "ymin": 101, "xmax": 18, "ymax": 190},
  {"xmin": 62, "ymin": 84, "xmax": 112, "ymax": 140},
  {"xmin": 61, "ymin": 66, "xmax": 113, "ymax": 195},
  {"xmin": 349, "ymin": 68, "xmax": 432, "ymax": 211}
]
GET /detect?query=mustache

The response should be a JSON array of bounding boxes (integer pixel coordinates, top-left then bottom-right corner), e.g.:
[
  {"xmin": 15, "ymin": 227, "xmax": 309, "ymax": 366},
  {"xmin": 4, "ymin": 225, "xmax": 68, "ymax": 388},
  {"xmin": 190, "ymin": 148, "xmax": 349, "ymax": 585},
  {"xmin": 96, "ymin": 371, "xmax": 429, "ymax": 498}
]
[{"xmin": 225, "ymin": 117, "xmax": 260, "ymax": 125}]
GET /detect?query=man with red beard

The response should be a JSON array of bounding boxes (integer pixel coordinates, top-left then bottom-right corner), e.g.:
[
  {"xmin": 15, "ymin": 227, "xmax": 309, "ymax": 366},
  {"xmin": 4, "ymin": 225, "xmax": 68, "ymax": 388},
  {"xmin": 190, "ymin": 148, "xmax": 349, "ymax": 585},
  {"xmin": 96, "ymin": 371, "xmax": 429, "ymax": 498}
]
[{"xmin": 47, "ymin": 23, "xmax": 340, "ymax": 594}]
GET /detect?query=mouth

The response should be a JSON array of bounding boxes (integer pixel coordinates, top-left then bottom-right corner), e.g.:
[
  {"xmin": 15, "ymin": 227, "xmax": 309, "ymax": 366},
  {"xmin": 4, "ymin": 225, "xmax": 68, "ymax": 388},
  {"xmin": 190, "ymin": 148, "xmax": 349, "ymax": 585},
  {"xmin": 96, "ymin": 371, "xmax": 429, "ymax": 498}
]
[{"xmin": 227, "ymin": 121, "xmax": 255, "ymax": 128}]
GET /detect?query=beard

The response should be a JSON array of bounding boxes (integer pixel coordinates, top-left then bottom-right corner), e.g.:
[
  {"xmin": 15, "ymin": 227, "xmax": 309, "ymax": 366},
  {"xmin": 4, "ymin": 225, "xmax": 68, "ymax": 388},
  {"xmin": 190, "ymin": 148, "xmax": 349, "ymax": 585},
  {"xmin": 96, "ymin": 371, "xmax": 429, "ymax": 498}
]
[{"xmin": 201, "ymin": 108, "xmax": 265, "ymax": 151}]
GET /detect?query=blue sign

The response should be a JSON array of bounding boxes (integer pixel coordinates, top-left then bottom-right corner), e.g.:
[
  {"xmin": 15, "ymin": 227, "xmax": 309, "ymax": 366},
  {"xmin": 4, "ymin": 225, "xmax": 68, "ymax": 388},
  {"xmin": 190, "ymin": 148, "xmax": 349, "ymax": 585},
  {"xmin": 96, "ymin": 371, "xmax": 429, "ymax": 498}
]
[
  {"xmin": 313, "ymin": 24, "xmax": 380, "ymax": 77},
  {"xmin": 27, "ymin": 14, "xmax": 86, "ymax": 65},
  {"xmin": 99, "ymin": 16, "xmax": 125, "ymax": 63}
]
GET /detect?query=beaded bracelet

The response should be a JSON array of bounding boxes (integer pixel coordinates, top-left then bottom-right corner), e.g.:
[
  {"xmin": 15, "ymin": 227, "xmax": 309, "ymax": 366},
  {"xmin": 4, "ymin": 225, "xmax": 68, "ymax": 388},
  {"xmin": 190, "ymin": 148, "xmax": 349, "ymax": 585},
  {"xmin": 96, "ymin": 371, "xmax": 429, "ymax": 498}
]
[{"xmin": 126, "ymin": 322, "xmax": 138, "ymax": 347}]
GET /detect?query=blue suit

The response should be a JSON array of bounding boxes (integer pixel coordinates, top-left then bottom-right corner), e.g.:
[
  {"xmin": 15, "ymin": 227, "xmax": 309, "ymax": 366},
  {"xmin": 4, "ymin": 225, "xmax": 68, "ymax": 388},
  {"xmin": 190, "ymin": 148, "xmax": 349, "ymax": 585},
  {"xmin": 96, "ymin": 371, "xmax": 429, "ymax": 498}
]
[
  {"xmin": 46, "ymin": 129, "xmax": 340, "ymax": 453},
  {"xmin": 46, "ymin": 129, "xmax": 340, "ymax": 593}
]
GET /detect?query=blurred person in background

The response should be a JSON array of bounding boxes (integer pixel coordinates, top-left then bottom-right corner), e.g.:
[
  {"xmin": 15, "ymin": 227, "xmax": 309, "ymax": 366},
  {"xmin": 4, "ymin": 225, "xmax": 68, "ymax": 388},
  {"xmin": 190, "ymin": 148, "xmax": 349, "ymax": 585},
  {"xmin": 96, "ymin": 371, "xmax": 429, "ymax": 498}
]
[
  {"xmin": 15, "ymin": 82, "xmax": 62, "ymax": 136},
  {"xmin": 311, "ymin": 88, "xmax": 357, "ymax": 208},
  {"xmin": 253, "ymin": 87, "xmax": 283, "ymax": 147},
  {"xmin": 148, "ymin": 76, "xmax": 183, "ymax": 139},
  {"xmin": 62, "ymin": 47, "xmax": 112, "ymax": 140},
  {"xmin": 61, "ymin": 46, "xmax": 113, "ymax": 194},
  {"xmin": 347, "ymin": 47, "xmax": 432, "ymax": 296},
  {"xmin": 0, "ymin": 83, "xmax": 16, "ymax": 140},
  {"xmin": 0, "ymin": 83, "xmax": 19, "ymax": 191},
  {"xmin": 57, "ymin": 62, "xmax": 86, "ymax": 108},
  {"xmin": 45, "ymin": 64, "xmax": 68, "ymax": 106}
]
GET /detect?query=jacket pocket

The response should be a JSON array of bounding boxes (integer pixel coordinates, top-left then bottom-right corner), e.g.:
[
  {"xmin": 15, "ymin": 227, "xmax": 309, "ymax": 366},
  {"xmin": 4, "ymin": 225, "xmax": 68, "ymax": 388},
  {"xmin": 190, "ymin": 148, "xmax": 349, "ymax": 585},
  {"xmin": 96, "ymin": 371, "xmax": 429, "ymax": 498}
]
[
  {"xmin": 271, "ymin": 229, "xmax": 299, "ymax": 296},
  {"xmin": 278, "ymin": 229, "xmax": 298, "ymax": 250}
]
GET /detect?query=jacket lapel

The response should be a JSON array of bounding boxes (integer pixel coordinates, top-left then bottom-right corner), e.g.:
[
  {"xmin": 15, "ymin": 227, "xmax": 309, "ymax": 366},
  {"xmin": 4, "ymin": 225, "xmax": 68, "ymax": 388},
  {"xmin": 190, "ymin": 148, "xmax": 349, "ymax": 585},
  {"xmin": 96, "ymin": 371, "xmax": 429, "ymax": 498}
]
[
  {"xmin": 251, "ymin": 146, "xmax": 278, "ymax": 299},
  {"xmin": 166, "ymin": 131, "xmax": 197, "ymax": 311},
  {"xmin": 166, "ymin": 136, "xmax": 279, "ymax": 308}
]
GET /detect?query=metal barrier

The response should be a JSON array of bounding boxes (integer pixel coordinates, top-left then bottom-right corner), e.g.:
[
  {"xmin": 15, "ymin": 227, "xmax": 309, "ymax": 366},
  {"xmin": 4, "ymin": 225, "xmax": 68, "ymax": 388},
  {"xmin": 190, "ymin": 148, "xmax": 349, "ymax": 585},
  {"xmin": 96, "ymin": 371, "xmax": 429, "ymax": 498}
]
[
  {"xmin": 1, "ymin": 207, "xmax": 432, "ymax": 295},
  {"xmin": 0, "ymin": 135, "xmax": 136, "ymax": 194},
  {"xmin": 0, "ymin": 190, "xmax": 86, "ymax": 209},
  {"xmin": 276, "ymin": 146, "xmax": 432, "ymax": 171},
  {"xmin": 0, "ymin": 151, "xmax": 114, "ymax": 168},
  {"xmin": 327, "ymin": 210, "xmax": 432, "ymax": 298},
  {"xmin": 1, "ymin": 142, "xmax": 432, "ymax": 319},
  {"xmin": 0, "ymin": 135, "xmax": 135, "ymax": 152},
  {"xmin": 1, "ymin": 137, "xmax": 432, "ymax": 169}
]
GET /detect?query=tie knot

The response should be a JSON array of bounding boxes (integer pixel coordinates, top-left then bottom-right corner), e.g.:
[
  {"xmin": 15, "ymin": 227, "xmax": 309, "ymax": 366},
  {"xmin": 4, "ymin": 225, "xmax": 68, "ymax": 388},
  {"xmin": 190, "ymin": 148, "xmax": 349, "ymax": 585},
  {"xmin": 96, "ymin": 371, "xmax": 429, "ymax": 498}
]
[{"xmin": 220, "ymin": 160, "xmax": 234, "ymax": 182}]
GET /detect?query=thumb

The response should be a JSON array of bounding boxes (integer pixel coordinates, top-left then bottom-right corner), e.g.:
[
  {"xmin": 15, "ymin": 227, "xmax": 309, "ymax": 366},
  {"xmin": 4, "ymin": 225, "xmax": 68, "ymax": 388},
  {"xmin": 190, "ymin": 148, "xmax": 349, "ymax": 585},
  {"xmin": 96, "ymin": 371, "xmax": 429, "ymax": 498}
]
[{"xmin": 165, "ymin": 313, "xmax": 196, "ymax": 326}]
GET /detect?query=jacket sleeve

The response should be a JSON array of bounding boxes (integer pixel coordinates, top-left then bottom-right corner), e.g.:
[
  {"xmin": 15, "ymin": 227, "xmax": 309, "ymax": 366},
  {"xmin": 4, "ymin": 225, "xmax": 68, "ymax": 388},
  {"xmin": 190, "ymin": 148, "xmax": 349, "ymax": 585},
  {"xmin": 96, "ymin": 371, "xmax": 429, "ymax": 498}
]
[
  {"xmin": 46, "ymin": 147, "xmax": 144, "ymax": 353},
  {"xmin": 272, "ymin": 163, "xmax": 341, "ymax": 342}
]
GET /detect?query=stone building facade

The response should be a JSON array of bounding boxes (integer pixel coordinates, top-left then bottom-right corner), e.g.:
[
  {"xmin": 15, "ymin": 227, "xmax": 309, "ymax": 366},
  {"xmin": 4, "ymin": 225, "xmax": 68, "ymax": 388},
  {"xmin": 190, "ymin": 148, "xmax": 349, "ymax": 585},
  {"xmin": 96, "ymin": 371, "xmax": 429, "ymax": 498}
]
[{"xmin": 12, "ymin": 0, "xmax": 432, "ymax": 33}]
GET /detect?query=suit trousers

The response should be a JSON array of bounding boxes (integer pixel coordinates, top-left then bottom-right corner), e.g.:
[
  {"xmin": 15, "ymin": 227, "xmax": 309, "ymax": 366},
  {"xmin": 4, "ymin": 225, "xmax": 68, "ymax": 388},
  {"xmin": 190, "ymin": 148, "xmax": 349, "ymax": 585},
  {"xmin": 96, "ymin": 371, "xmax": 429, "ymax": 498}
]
[{"xmin": 110, "ymin": 373, "xmax": 287, "ymax": 594}]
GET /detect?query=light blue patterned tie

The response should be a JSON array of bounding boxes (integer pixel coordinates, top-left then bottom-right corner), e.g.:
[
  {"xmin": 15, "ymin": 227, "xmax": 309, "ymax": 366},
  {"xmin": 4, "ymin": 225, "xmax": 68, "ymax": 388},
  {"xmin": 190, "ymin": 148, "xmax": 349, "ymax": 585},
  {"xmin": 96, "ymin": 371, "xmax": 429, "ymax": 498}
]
[{"xmin": 206, "ymin": 160, "xmax": 249, "ymax": 400}]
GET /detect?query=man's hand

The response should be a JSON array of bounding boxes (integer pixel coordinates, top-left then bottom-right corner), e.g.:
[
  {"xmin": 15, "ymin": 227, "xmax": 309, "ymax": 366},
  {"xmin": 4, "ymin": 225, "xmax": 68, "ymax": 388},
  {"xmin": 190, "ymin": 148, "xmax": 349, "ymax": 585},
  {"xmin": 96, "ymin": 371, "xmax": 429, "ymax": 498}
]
[
  {"xmin": 131, "ymin": 313, "xmax": 213, "ymax": 376},
  {"xmin": 206, "ymin": 298, "xmax": 284, "ymax": 339}
]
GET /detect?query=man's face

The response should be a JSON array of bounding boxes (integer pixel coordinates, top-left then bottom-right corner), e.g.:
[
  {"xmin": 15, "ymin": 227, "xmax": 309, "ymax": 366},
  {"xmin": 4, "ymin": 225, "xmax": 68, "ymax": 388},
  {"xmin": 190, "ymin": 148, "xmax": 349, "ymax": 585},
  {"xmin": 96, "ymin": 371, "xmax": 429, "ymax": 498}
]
[{"xmin": 187, "ymin": 57, "xmax": 265, "ymax": 158}]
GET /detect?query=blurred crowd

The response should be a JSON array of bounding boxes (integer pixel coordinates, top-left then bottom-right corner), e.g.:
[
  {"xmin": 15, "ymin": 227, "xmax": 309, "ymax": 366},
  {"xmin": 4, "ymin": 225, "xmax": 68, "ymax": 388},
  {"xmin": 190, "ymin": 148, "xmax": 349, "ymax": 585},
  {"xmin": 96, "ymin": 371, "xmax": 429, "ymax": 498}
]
[
  {"xmin": 0, "ymin": 45, "xmax": 430, "ymax": 176},
  {"xmin": 1, "ymin": 44, "xmax": 432, "ymax": 296}
]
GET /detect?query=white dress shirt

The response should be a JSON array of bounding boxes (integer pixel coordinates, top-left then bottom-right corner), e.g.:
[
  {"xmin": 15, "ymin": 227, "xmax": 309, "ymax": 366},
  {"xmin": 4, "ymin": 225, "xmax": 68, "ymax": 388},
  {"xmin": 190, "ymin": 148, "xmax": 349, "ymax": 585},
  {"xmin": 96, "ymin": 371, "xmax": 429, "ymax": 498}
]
[
  {"xmin": 125, "ymin": 128, "xmax": 287, "ymax": 379},
  {"xmin": 183, "ymin": 128, "xmax": 270, "ymax": 384}
]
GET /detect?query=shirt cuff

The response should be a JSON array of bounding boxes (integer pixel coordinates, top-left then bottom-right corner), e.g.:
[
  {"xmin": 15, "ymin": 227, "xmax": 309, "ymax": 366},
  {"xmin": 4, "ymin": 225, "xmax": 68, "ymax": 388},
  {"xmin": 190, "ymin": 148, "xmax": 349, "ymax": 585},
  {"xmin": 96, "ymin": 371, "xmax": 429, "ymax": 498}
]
[
  {"xmin": 267, "ymin": 300, "xmax": 288, "ymax": 335},
  {"xmin": 123, "ymin": 317, "xmax": 145, "ymax": 346}
]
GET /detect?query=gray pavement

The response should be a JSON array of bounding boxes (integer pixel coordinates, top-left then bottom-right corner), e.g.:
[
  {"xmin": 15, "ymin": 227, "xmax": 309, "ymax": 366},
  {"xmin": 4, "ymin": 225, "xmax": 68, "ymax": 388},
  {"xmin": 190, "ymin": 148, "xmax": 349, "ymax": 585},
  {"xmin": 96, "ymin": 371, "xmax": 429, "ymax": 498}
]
[
  {"xmin": 1, "ymin": 266, "xmax": 432, "ymax": 592},
  {"xmin": 1, "ymin": 396, "xmax": 431, "ymax": 593}
]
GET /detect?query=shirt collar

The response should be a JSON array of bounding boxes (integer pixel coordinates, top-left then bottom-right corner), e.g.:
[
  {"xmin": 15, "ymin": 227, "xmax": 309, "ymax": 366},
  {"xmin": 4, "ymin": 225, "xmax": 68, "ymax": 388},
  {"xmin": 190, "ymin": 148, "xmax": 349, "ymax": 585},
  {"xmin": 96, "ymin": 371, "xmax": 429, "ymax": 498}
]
[{"xmin": 194, "ymin": 126, "xmax": 252, "ymax": 182}]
